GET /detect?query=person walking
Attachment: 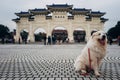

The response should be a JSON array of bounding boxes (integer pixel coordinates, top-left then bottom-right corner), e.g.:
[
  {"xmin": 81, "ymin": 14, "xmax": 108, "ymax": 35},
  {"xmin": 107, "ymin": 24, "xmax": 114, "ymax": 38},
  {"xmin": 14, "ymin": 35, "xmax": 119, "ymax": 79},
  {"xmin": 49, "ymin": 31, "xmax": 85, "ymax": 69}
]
[
  {"xmin": 18, "ymin": 37, "xmax": 21, "ymax": 44},
  {"xmin": 118, "ymin": 35, "xmax": 120, "ymax": 46},
  {"xmin": 43, "ymin": 36, "xmax": 47, "ymax": 45},
  {"xmin": 108, "ymin": 36, "xmax": 113, "ymax": 45},
  {"xmin": 47, "ymin": 36, "xmax": 51, "ymax": 45}
]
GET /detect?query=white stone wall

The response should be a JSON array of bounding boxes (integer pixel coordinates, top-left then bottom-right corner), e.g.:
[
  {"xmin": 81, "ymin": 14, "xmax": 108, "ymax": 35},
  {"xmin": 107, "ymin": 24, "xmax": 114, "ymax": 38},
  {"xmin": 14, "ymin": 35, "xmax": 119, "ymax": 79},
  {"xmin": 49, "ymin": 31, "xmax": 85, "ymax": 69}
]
[{"xmin": 16, "ymin": 13, "xmax": 103, "ymax": 42}]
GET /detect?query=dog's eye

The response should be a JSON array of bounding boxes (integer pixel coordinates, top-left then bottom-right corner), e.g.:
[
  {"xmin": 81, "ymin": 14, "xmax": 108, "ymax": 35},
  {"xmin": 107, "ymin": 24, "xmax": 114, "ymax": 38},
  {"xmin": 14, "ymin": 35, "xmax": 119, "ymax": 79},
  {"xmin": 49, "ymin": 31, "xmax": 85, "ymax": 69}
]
[{"xmin": 98, "ymin": 33, "xmax": 101, "ymax": 35}]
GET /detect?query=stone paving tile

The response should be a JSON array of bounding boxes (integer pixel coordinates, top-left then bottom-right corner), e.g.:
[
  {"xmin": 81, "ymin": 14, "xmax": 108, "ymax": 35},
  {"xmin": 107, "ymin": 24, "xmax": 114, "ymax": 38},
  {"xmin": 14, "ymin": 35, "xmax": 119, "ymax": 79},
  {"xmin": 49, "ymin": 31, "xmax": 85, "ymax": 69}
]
[
  {"xmin": 41, "ymin": 78, "xmax": 48, "ymax": 80},
  {"xmin": 76, "ymin": 78, "xmax": 83, "ymax": 80},
  {"xmin": 21, "ymin": 78, "xmax": 28, "ymax": 80},
  {"xmin": 0, "ymin": 78, "xmax": 6, "ymax": 80},
  {"xmin": 0, "ymin": 44, "xmax": 120, "ymax": 80},
  {"xmin": 48, "ymin": 78, "xmax": 54, "ymax": 80},
  {"xmin": 34, "ymin": 78, "xmax": 41, "ymax": 80},
  {"xmin": 55, "ymin": 78, "xmax": 61, "ymax": 80}
]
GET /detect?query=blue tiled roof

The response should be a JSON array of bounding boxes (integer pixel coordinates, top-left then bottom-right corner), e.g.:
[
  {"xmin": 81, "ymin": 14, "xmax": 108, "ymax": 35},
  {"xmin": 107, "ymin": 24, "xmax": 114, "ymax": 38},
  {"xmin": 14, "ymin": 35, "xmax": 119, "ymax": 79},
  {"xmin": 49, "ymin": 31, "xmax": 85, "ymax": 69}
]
[
  {"xmin": 12, "ymin": 18, "xmax": 20, "ymax": 22},
  {"xmin": 70, "ymin": 8, "xmax": 90, "ymax": 15},
  {"xmin": 73, "ymin": 8, "xmax": 90, "ymax": 12},
  {"xmin": 100, "ymin": 18, "xmax": 108, "ymax": 22},
  {"xmin": 100, "ymin": 18, "xmax": 108, "ymax": 21},
  {"xmin": 30, "ymin": 8, "xmax": 47, "ymax": 11},
  {"xmin": 12, "ymin": 18, "xmax": 20, "ymax": 20},
  {"xmin": 16, "ymin": 11, "xmax": 29, "ymax": 14},
  {"xmin": 91, "ymin": 11, "xmax": 105, "ymax": 14},
  {"xmin": 29, "ymin": 8, "xmax": 49, "ymax": 15},
  {"xmin": 15, "ymin": 11, "xmax": 31, "ymax": 17},
  {"xmin": 47, "ymin": 4, "xmax": 73, "ymax": 8}
]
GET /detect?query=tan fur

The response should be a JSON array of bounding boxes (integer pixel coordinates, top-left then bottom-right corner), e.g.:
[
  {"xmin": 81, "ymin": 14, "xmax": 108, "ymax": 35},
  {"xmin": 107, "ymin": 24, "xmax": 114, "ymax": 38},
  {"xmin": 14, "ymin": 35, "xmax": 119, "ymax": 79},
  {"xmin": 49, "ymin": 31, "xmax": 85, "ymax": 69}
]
[{"xmin": 74, "ymin": 31, "xmax": 107, "ymax": 76}]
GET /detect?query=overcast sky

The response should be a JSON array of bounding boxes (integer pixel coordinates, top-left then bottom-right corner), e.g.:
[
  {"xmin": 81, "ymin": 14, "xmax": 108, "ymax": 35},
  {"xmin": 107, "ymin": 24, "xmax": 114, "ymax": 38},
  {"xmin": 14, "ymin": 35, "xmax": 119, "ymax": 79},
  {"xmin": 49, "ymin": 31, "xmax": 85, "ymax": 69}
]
[{"xmin": 0, "ymin": 0, "xmax": 120, "ymax": 32}]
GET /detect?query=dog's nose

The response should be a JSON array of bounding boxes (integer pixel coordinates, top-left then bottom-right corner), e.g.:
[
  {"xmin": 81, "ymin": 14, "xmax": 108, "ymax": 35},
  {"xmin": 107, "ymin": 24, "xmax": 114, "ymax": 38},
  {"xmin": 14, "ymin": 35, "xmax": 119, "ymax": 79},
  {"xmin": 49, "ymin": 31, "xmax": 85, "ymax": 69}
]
[{"xmin": 102, "ymin": 35, "xmax": 106, "ymax": 40}]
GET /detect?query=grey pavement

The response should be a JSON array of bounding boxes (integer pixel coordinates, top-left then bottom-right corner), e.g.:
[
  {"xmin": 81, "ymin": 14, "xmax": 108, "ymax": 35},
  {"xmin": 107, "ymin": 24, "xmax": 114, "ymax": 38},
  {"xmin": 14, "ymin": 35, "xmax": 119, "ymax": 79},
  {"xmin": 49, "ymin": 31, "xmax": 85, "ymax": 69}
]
[{"xmin": 0, "ymin": 44, "xmax": 120, "ymax": 80}]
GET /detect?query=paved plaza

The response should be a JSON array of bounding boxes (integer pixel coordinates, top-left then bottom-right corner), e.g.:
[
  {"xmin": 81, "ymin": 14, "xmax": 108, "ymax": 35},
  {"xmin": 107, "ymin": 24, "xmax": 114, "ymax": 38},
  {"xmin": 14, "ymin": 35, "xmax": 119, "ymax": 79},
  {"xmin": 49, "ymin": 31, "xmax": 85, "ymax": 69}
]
[{"xmin": 0, "ymin": 44, "xmax": 120, "ymax": 80}]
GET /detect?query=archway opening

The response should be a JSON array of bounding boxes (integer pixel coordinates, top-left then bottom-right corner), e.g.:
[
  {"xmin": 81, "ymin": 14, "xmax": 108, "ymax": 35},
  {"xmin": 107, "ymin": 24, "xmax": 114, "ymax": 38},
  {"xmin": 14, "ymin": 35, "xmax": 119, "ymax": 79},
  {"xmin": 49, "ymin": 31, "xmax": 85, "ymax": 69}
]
[
  {"xmin": 34, "ymin": 28, "xmax": 46, "ymax": 42},
  {"xmin": 52, "ymin": 27, "xmax": 68, "ymax": 43},
  {"xmin": 20, "ymin": 29, "xmax": 29, "ymax": 43},
  {"xmin": 73, "ymin": 28, "xmax": 86, "ymax": 42}
]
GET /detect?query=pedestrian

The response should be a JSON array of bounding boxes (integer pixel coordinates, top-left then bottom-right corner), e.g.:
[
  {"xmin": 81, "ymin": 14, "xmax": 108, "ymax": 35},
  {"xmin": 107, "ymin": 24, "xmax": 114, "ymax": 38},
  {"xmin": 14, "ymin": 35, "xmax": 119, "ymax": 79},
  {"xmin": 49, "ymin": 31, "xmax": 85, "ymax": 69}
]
[
  {"xmin": 43, "ymin": 36, "xmax": 47, "ymax": 45},
  {"xmin": 12, "ymin": 38, "xmax": 15, "ymax": 44},
  {"xmin": 52, "ymin": 35, "xmax": 56, "ymax": 44},
  {"xmin": 24, "ymin": 39, "xmax": 27, "ymax": 44},
  {"xmin": 47, "ymin": 36, "xmax": 51, "ymax": 45},
  {"xmin": 18, "ymin": 37, "xmax": 21, "ymax": 44},
  {"xmin": 108, "ymin": 36, "xmax": 113, "ymax": 45},
  {"xmin": 118, "ymin": 35, "xmax": 120, "ymax": 46},
  {"xmin": 66, "ymin": 37, "xmax": 69, "ymax": 43},
  {"xmin": 2, "ymin": 37, "xmax": 5, "ymax": 44},
  {"xmin": 58, "ymin": 36, "xmax": 61, "ymax": 44}
]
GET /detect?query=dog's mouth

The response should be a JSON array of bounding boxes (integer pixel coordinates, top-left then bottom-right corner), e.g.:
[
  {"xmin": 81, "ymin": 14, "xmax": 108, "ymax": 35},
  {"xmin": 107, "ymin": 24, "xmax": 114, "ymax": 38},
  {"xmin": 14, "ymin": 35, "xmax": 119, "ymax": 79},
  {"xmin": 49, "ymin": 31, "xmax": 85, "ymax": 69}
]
[
  {"xmin": 98, "ymin": 35, "xmax": 106, "ymax": 46},
  {"xmin": 98, "ymin": 39, "xmax": 106, "ymax": 46}
]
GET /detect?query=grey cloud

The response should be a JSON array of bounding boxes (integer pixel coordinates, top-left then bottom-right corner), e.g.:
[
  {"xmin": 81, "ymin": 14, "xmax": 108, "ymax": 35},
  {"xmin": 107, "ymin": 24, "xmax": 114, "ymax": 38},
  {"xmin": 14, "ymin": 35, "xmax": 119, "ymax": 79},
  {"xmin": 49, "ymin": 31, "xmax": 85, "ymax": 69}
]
[{"xmin": 0, "ymin": 0, "xmax": 120, "ymax": 32}]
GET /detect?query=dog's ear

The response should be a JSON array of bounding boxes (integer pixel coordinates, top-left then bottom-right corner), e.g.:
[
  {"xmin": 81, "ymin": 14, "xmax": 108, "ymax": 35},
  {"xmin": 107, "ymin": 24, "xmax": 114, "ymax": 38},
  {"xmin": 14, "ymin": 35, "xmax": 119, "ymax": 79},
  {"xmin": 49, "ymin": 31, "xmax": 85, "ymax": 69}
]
[
  {"xmin": 91, "ymin": 30, "xmax": 97, "ymax": 39},
  {"xmin": 91, "ymin": 30, "xmax": 97, "ymax": 36}
]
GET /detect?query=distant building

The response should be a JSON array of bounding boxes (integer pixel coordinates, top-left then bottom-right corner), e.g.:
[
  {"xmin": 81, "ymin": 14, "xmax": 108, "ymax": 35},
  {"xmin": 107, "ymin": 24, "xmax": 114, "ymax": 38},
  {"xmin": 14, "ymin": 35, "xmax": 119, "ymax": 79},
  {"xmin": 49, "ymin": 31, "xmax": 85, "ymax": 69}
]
[{"xmin": 13, "ymin": 4, "xmax": 108, "ymax": 43}]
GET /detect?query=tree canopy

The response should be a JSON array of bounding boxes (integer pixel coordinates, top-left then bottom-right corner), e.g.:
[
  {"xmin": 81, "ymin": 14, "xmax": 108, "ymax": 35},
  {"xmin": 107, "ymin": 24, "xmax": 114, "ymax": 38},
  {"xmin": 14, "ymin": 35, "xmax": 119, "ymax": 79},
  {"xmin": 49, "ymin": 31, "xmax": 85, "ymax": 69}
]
[
  {"xmin": 0, "ymin": 24, "xmax": 10, "ymax": 39},
  {"xmin": 107, "ymin": 21, "xmax": 120, "ymax": 39}
]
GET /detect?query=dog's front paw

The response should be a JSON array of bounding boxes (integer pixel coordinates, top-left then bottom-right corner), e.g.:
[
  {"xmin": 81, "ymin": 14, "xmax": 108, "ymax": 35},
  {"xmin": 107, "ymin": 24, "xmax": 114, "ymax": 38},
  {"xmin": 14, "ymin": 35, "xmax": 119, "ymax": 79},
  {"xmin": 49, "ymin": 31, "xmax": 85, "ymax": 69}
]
[
  {"xmin": 81, "ymin": 70, "xmax": 88, "ymax": 75},
  {"xmin": 95, "ymin": 73, "xmax": 101, "ymax": 77}
]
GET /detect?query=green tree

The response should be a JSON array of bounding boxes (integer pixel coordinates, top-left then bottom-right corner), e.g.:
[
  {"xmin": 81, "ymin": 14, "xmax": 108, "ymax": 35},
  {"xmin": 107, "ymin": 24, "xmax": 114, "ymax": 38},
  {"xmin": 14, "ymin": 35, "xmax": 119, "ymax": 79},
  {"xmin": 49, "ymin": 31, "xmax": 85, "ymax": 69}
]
[
  {"xmin": 0, "ymin": 24, "xmax": 10, "ymax": 39},
  {"xmin": 107, "ymin": 21, "xmax": 120, "ymax": 39}
]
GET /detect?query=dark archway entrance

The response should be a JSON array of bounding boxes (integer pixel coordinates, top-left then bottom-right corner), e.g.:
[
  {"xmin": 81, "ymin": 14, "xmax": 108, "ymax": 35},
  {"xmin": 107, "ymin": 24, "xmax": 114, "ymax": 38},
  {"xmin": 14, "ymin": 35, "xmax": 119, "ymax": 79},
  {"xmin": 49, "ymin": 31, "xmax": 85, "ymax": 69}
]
[
  {"xmin": 20, "ymin": 29, "xmax": 29, "ymax": 44},
  {"xmin": 73, "ymin": 29, "xmax": 86, "ymax": 42},
  {"xmin": 34, "ymin": 33, "xmax": 46, "ymax": 42},
  {"xmin": 52, "ymin": 27, "xmax": 68, "ymax": 43},
  {"xmin": 34, "ymin": 28, "xmax": 47, "ymax": 42}
]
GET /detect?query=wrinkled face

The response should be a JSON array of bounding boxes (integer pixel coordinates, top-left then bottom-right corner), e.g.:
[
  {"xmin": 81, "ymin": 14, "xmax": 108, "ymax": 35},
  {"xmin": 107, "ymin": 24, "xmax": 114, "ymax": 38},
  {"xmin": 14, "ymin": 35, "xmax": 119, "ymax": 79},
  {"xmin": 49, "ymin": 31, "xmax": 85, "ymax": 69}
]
[{"xmin": 92, "ymin": 31, "xmax": 107, "ymax": 45}]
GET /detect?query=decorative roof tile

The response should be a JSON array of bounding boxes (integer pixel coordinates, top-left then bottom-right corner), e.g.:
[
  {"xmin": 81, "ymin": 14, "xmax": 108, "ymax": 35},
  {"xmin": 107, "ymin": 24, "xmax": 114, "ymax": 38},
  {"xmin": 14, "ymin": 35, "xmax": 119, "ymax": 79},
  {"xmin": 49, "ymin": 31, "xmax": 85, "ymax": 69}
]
[
  {"xmin": 12, "ymin": 18, "xmax": 20, "ymax": 22},
  {"xmin": 73, "ymin": 8, "xmax": 91, "ymax": 11},
  {"xmin": 100, "ymin": 17, "xmax": 108, "ymax": 22},
  {"xmin": 29, "ymin": 8, "xmax": 49, "ymax": 15},
  {"xmin": 30, "ymin": 8, "xmax": 47, "ymax": 11},
  {"xmin": 15, "ymin": 11, "xmax": 31, "ymax": 17},
  {"xmin": 70, "ymin": 8, "xmax": 90, "ymax": 15},
  {"xmin": 47, "ymin": 4, "xmax": 73, "ymax": 8},
  {"xmin": 90, "ymin": 11, "xmax": 106, "ymax": 17}
]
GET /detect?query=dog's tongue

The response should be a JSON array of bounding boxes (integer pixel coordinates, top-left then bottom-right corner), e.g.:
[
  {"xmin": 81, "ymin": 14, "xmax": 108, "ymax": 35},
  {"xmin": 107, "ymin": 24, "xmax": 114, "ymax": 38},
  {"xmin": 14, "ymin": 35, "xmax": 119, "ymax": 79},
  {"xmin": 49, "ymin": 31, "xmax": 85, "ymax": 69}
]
[{"xmin": 99, "ymin": 39, "xmax": 105, "ymax": 45}]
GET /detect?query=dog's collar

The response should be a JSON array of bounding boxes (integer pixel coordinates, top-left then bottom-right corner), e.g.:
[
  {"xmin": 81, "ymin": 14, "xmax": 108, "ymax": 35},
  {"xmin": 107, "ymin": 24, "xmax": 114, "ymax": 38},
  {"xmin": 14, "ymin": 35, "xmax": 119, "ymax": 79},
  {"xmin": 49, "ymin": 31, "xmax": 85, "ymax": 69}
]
[{"xmin": 88, "ymin": 48, "xmax": 92, "ymax": 70}]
